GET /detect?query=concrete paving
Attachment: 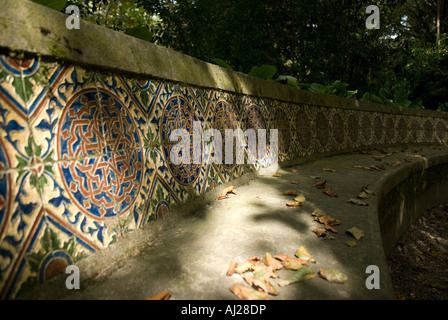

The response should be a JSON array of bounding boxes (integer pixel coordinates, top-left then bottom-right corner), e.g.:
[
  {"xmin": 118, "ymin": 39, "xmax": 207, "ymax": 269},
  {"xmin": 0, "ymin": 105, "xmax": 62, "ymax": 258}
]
[{"xmin": 18, "ymin": 145, "xmax": 448, "ymax": 300}]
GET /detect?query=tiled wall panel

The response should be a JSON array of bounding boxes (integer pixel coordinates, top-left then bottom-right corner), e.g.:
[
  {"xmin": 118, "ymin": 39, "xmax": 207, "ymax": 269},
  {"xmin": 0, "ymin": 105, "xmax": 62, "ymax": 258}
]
[{"xmin": 0, "ymin": 55, "xmax": 447, "ymax": 298}]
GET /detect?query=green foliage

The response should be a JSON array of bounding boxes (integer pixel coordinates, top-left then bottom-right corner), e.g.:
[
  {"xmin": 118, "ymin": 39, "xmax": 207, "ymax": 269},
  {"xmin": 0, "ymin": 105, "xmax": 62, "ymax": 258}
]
[
  {"xmin": 302, "ymin": 81, "xmax": 358, "ymax": 99},
  {"xmin": 247, "ymin": 65, "xmax": 277, "ymax": 81},
  {"xmin": 363, "ymin": 86, "xmax": 425, "ymax": 109}
]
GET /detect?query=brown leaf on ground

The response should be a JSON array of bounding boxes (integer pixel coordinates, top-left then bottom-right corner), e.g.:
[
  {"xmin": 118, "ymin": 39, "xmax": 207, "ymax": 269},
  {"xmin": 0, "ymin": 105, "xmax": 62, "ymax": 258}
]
[
  {"xmin": 294, "ymin": 194, "xmax": 306, "ymax": 203},
  {"xmin": 312, "ymin": 208, "xmax": 326, "ymax": 217},
  {"xmin": 323, "ymin": 188, "xmax": 338, "ymax": 197},
  {"xmin": 357, "ymin": 191, "xmax": 370, "ymax": 199},
  {"xmin": 313, "ymin": 228, "xmax": 328, "ymax": 238},
  {"xmin": 226, "ymin": 258, "xmax": 237, "ymax": 276},
  {"xmin": 391, "ymin": 161, "xmax": 401, "ymax": 167},
  {"xmin": 314, "ymin": 215, "xmax": 341, "ymax": 227},
  {"xmin": 348, "ymin": 198, "xmax": 369, "ymax": 206},
  {"xmin": 314, "ymin": 180, "xmax": 327, "ymax": 189},
  {"xmin": 323, "ymin": 168, "xmax": 336, "ymax": 172},
  {"xmin": 319, "ymin": 268, "xmax": 348, "ymax": 284},
  {"xmin": 284, "ymin": 190, "xmax": 298, "ymax": 196},
  {"xmin": 146, "ymin": 290, "xmax": 171, "ymax": 300},
  {"xmin": 291, "ymin": 181, "xmax": 300, "ymax": 185},
  {"xmin": 243, "ymin": 273, "xmax": 254, "ymax": 287},
  {"xmin": 346, "ymin": 227, "xmax": 365, "ymax": 240},
  {"xmin": 295, "ymin": 246, "xmax": 316, "ymax": 263},
  {"xmin": 235, "ymin": 262, "xmax": 255, "ymax": 274},
  {"xmin": 230, "ymin": 282, "xmax": 270, "ymax": 300},
  {"xmin": 272, "ymin": 174, "xmax": 282, "ymax": 177},
  {"xmin": 218, "ymin": 186, "xmax": 237, "ymax": 200},
  {"xmin": 354, "ymin": 165, "xmax": 373, "ymax": 171},
  {"xmin": 279, "ymin": 266, "xmax": 317, "ymax": 287},
  {"xmin": 289, "ymin": 169, "xmax": 298, "ymax": 172},
  {"xmin": 372, "ymin": 156, "xmax": 385, "ymax": 161},
  {"xmin": 360, "ymin": 150, "xmax": 373, "ymax": 155},
  {"xmin": 264, "ymin": 253, "xmax": 283, "ymax": 271},
  {"xmin": 370, "ymin": 165, "xmax": 385, "ymax": 171},
  {"xmin": 286, "ymin": 202, "xmax": 302, "ymax": 207}
]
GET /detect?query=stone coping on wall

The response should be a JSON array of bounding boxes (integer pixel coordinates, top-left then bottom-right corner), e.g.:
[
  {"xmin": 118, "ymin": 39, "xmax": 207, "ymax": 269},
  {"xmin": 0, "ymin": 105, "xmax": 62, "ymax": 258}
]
[{"xmin": 1, "ymin": 0, "xmax": 447, "ymax": 119}]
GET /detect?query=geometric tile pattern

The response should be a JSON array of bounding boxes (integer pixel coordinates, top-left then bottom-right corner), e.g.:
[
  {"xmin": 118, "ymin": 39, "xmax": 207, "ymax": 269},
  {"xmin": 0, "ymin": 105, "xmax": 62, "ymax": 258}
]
[{"xmin": 0, "ymin": 54, "xmax": 447, "ymax": 298}]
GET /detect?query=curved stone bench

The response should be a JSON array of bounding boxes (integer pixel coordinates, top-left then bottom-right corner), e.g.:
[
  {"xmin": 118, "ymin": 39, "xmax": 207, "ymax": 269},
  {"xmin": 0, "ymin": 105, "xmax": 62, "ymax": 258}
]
[{"xmin": 17, "ymin": 145, "xmax": 448, "ymax": 300}]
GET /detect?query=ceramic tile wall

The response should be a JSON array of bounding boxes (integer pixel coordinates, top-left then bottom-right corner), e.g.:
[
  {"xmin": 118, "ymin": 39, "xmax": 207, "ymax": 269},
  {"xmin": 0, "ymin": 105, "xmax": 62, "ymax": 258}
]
[{"xmin": 0, "ymin": 54, "xmax": 446, "ymax": 298}]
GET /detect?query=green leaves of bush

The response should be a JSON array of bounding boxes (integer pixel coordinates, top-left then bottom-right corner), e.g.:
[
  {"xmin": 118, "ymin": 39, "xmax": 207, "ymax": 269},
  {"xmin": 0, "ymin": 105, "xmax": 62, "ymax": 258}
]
[
  {"xmin": 363, "ymin": 87, "xmax": 425, "ymax": 109},
  {"xmin": 31, "ymin": 0, "xmax": 67, "ymax": 11},
  {"xmin": 302, "ymin": 81, "xmax": 358, "ymax": 99}
]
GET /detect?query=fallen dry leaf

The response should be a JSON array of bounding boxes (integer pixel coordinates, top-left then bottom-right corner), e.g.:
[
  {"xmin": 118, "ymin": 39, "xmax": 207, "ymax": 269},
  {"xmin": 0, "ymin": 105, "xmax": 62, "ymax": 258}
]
[
  {"xmin": 323, "ymin": 188, "xmax": 338, "ymax": 197},
  {"xmin": 264, "ymin": 253, "xmax": 283, "ymax": 271},
  {"xmin": 146, "ymin": 290, "xmax": 171, "ymax": 300},
  {"xmin": 313, "ymin": 228, "xmax": 328, "ymax": 239},
  {"xmin": 235, "ymin": 262, "xmax": 255, "ymax": 274},
  {"xmin": 284, "ymin": 190, "xmax": 298, "ymax": 196},
  {"xmin": 295, "ymin": 246, "xmax": 315, "ymax": 263},
  {"xmin": 345, "ymin": 240, "xmax": 357, "ymax": 247},
  {"xmin": 323, "ymin": 168, "xmax": 336, "ymax": 172},
  {"xmin": 272, "ymin": 174, "xmax": 282, "ymax": 177},
  {"xmin": 279, "ymin": 266, "xmax": 317, "ymax": 287},
  {"xmin": 319, "ymin": 268, "xmax": 348, "ymax": 284},
  {"xmin": 289, "ymin": 169, "xmax": 298, "ymax": 173},
  {"xmin": 226, "ymin": 258, "xmax": 237, "ymax": 276},
  {"xmin": 280, "ymin": 257, "xmax": 308, "ymax": 270},
  {"xmin": 391, "ymin": 161, "xmax": 401, "ymax": 167},
  {"xmin": 360, "ymin": 150, "xmax": 373, "ymax": 155},
  {"xmin": 310, "ymin": 176, "xmax": 323, "ymax": 179},
  {"xmin": 354, "ymin": 165, "xmax": 373, "ymax": 171},
  {"xmin": 348, "ymin": 198, "xmax": 369, "ymax": 206},
  {"xmin": 357, "ymin": 191, "xmax": 370, "ymax": 199},
  {"xmin": 294, "ymin": 194, "xmax": 306, "ymax": 203},
  {"xmin": 314, "ymin": 215, "xmax": 341, "ymax": 227},
  {"xmin": 312, "ymin": 208, "xmax": 326, "ymax": 217},
  {"xmin": 291, "ymin": 181, "xmax": 300, "ymax": 185},
  {"xmin": 218, "ymin": 186, "xmax": 237, "ymax": 200},
  {"xmin": 372, "ymin": 156, "xmax": 385, "ymax": 161},
  {"xmin": 346, "ymin": 227, "xmax": 365, "ymax": 240},
  {"xmin": 314, "ymin": 180, "xmax": 327, "ymax": 189},
  {"xmin": 286, "ymin": 202, "xmax": 302, "ymax": 207},
  {"xmin": 230, "ymin": 282, "xmax": 269, "ymax": 300}
]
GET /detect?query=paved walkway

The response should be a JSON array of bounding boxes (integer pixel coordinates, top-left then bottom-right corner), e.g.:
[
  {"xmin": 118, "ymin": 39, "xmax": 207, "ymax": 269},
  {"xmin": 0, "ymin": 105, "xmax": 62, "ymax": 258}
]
[{"xmin": 18, "ymin": 145, "xmax": 448, "ymax": 300}]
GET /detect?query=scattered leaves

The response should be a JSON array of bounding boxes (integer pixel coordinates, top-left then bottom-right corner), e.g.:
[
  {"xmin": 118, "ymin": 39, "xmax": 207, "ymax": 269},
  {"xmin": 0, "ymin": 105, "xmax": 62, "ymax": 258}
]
[
  {"xmin": 294, "ymin": 194, "xmax": 306, "ymax": 203},
  {"xmin": 277, "ymin": 256, "xmax": 308, "ymax": 270},
  {"xmin": 279, "ymin": 266, "xmax": 317, "ymax": 287},
  {"xmin": 295, "ymin": 246, "xmax": 315, "ymax": 263},
  {"xmin": 346, "ymin": 227, "xmax": 365, "ymax": 240},
  {"xmin": 312, "ymin": 208, "xmax": 326, "ymax": 217},
  {"xmin": 313, "ymin": 228, "xmax": 328, "ymax": 239},
  {"xmin": 348, "ymin": 198, "xmax": 369, "ymax": 206},
  {"xmin": 345, "ymin": 240, "xmax": 357, "ymax": 247},
  {"xmin": 230, "ymin": 282, "xmax": 269, "ymax": 300},
  {"xmin": 286, "ymin": 202, "xmax": 302, "ymax": 207},
  {"xmin": 226, "ymin": 258, "xmax": 237, "ymax": 276},
  {"xmin": 323, "ymin": 188, "xmax": 338, "ymax": 197},
  {"xmin": 264, "ymin": 253, "xmax": 283, "ymax": 271},
  {"xmin": 314, "ymin": 180, "xmax": 327, "ymax": 189},
  {"xmin": 218, "ymin": 186, "xmax": 237, "ymax": 200},
  {"xmin": 319, "ymin": 268, "xmax": 348, "ymax": 284},
  {"xmin": 391, "ymin": 161, "xmax": 401, "ymax": 167},
  {"xmin": 357, "ymin": 191, "xmax": 370, "ymax": 199}
]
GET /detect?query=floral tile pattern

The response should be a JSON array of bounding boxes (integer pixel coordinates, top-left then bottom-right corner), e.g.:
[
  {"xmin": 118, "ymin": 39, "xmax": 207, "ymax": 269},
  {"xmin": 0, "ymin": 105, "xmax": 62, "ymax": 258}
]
[{"xmin": 0, "ymin": 52, "xmax": 447, "ymax": 299}]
